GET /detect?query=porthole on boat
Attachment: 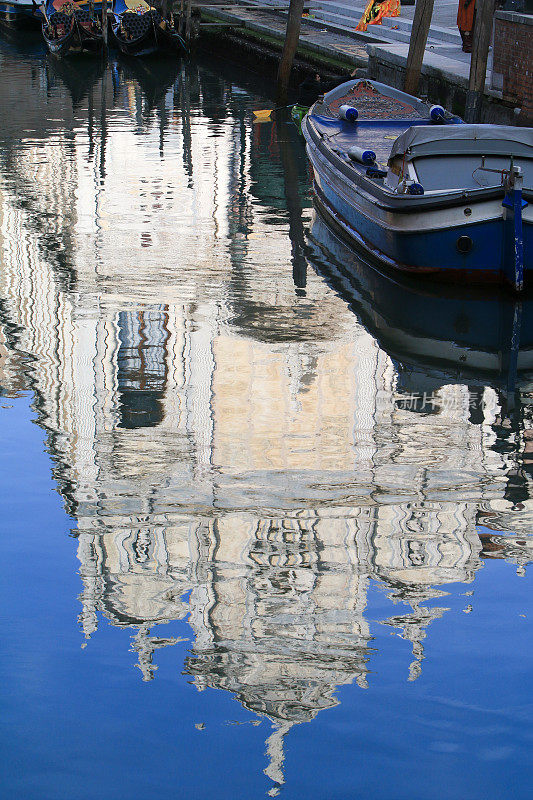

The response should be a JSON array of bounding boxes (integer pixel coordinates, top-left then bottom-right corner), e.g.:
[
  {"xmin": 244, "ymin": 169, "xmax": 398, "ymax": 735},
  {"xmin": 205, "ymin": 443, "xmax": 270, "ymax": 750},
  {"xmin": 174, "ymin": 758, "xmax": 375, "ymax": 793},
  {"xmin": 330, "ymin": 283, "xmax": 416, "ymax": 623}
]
[
  {"xmin": 457, "ymin": 235, "xmax": 473, "ymax": 254},
  {"xmin": 464, "ymin": 207, "xmax": 472, "ymax": 216}
]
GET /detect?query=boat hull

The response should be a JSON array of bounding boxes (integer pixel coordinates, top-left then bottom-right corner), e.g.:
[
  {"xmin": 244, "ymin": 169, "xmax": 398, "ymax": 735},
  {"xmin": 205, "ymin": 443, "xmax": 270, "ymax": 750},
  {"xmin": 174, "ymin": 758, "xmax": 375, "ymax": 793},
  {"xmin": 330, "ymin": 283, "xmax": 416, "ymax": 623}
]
[
  {"xmin": 302, "ymin": 79, "xmax": 532, "ymax": 290},
  {"xmin": 112, "ymin": 18, "xmax": 186, "ymax": 57},
  {"xmin": 307, "ymin": 211, "xmax": 533, "ymax": 388},
  {"xmin": 43, "ymin": 24, "xmax": 104, "ymax": 57},
  {"xmin": 306, "ymin": 137, "xmax": 533, "ymax": 288},
  {"xmin": 0, "ymin": 1, "xmax": 41, "ymax": 28}
]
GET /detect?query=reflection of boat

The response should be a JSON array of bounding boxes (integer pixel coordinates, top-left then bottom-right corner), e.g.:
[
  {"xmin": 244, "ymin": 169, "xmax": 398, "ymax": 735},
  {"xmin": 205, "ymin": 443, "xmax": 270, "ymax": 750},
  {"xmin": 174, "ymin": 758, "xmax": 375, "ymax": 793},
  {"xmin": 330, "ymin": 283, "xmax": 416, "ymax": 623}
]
[
  {"xmin": 42, "ymin": 0, "xmax": 104, "ymax": 57},
  {"xmin": 46, "ymin": 50, "xmax": 104, "ymax": 105},
  {"xmin": 307, "ymin": 211, "xmax": 533, "ymax": 391},
  {"xmin": 111, "ymin": 0, "xmax": 186, "ymax": 57},
  {"xmin": 302, "ymin": 79, "xmax": 533, "ymax": 291},
  {"xmin": 0, "ymin": 0, "xmax": 41, "ymax": 28},
  {"xmin": 115, "ymin": 54, "xmax": 179, "ymax": 111}
]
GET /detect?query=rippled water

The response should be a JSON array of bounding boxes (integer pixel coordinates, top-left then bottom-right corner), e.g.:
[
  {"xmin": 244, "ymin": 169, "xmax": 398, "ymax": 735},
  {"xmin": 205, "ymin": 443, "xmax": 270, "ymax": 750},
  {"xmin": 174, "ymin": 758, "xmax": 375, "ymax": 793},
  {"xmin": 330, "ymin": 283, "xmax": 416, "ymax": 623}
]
[{"xmin": 0, "ymin": 34, "xmax": 531, "ymax": 800}]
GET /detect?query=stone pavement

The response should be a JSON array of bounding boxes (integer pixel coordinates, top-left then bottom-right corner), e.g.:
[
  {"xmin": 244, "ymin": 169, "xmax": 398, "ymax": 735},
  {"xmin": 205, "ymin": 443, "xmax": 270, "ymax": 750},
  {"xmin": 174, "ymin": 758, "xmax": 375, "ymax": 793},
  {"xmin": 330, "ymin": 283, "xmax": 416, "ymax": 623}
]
[
  {"xmin": 196, "ymin": 0, "xmax": 477, "ymax": 80},
  {"xmin": 196, "ymin": 1, "xmax": 370, "ymax": 67},
  {"xmin": 303, "ymin": 0, "xmax": 480, "ymax": 89}
]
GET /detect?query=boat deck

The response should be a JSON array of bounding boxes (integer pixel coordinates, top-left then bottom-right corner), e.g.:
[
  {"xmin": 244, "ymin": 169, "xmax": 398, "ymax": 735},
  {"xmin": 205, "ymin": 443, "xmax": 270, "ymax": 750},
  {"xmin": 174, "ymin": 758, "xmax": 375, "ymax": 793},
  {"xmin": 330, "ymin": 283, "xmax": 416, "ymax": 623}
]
[
  {"xmin": 309, "ymin": 115, "xmax": 433, "ymax": 168},
  {"xmin": 310, "ymin": 81, "xmax": 435, "ymax": 168},
  {"xmin": 313, "ymin": 81, "xmax": 428, "ymax": 121}
]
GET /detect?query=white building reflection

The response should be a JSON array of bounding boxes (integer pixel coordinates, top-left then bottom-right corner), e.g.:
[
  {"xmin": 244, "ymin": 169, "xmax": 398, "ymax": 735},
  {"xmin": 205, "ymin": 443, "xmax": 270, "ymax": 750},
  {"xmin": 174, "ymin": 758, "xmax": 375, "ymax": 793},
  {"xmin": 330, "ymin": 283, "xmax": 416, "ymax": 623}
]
[{"xmin": 0, "ymin": 56, "xmax": 532, "ymax": 793}]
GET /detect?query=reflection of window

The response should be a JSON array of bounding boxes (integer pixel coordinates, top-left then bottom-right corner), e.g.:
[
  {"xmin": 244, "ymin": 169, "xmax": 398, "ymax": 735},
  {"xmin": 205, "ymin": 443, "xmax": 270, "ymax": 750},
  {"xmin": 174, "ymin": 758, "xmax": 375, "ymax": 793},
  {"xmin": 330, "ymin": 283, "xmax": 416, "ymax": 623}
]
[
  {"xmin": 132, "ymin": 530, "xmax": 152, "ymax": 564},
  {"xmin": 117, "ymin": 308, "xmax": 169, "ymax": 428},
  {"xmin": 407, "ymin": 540, "xmax": 426, "ymax": 567}
]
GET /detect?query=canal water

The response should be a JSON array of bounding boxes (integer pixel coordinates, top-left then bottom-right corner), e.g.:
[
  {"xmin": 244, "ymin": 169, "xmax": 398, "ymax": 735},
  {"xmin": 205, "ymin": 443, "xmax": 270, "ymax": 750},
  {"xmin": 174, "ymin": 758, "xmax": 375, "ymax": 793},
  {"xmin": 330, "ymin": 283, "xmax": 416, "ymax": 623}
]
[{"xmin": 0, "ymin": 34, "xmax": 531, "ymax": 800}]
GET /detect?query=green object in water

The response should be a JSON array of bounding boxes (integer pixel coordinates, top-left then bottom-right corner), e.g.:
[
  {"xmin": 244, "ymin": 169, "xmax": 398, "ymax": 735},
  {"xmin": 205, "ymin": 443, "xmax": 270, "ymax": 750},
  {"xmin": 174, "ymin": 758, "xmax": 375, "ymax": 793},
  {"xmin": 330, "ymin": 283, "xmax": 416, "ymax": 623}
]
[{"xmin": 291, "ymin": 105, "xmax": 308, "ymax": 132}]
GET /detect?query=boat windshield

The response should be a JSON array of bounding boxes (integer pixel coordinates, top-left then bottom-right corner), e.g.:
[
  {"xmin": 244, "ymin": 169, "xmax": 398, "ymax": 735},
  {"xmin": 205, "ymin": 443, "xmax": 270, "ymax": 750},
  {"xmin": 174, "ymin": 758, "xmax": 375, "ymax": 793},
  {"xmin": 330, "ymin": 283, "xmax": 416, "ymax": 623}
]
[{"xmin": 412, "ymin": 154, "xmax": 533, "ymax": 192}]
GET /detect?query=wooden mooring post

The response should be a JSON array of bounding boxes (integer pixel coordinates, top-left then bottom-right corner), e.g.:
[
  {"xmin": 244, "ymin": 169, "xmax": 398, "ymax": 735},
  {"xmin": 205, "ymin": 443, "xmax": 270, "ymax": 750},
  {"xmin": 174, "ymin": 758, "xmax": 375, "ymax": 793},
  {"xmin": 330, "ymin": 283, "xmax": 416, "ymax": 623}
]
[
  {"xmin": 276, "ymin": 0, "xmax": 305, "ymax": 106},
  {"xmin": 465, "ymin": 0, "xmax": 496, "ymax": 122},
  {"xmin": 101, "ymin": 0, "xmax": 108, "ymax": 50},
  {"xmin": 184, "ymin": 0, "xmax": 192, "ymax": 41},
  {"xmin": 404, "ymin": 0, "xmax": 435, "ymax": 96}
]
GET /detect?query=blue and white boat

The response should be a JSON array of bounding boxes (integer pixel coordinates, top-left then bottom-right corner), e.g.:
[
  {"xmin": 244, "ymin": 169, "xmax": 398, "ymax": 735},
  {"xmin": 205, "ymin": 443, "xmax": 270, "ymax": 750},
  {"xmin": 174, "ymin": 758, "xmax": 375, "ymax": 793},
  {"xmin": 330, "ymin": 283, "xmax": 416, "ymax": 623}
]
[
  {"xmin": 0, "ymin": 0, "xmax": 41, "ymax": 27},
  {"xmin": 302, "ymin": 79, "xmax": 533, "ymax": 292}
]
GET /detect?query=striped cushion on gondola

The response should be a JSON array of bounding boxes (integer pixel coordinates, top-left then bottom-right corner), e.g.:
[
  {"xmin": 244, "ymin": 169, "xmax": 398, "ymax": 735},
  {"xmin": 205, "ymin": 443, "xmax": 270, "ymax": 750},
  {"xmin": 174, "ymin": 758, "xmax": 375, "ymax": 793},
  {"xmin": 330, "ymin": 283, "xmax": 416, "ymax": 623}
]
[
  {"xmin": 121, "ymin": 9, "xmax": 160, "ymax": 38},
  {"xmin": 74, "ymin": 8, "xmax": 93, "ymax": 25},
  {"xmin": 50, "ymin": 11, "xmax": 72, "ymax": 26}
]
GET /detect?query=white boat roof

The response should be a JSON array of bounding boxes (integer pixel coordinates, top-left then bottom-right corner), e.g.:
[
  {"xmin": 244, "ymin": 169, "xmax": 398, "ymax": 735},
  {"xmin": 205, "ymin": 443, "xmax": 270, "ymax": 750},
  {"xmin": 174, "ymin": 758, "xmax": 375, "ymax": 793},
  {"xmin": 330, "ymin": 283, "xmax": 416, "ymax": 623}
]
[{"xmin": 390, "ymin": 124, "xmax": 533, "ymax": 161}]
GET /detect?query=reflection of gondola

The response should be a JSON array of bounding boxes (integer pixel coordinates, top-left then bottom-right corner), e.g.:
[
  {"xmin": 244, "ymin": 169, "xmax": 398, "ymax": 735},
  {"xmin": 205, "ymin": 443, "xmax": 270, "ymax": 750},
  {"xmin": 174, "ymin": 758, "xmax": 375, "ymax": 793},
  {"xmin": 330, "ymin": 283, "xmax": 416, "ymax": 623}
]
[
  {"xmin": 111, "ymin": 0, "xmax": 186, "ymax": 57},
  {"xmin": 307, "ymin": 211, "xmax": 533, "ymax": 393},
  {"xmin": 46, "ymin": 50, "xmax": 104, "ymax": 104},
  {"xmin": 42, "ymin": 0, "xmax": 104, "ymax": 57},
  {"xmin": 115, "ymin": 54, "xmax": 179, "ymax": 111}
]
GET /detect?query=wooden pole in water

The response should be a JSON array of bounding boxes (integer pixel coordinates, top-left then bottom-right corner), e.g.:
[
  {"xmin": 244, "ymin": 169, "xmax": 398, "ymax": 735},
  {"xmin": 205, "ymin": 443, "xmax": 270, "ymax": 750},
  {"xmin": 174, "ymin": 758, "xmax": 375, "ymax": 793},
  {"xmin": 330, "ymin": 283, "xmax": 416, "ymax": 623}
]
[
  {"xmin": 101, "ymin": 0, "xmax": 108, "ymax": 50},
  {"xmin": 404, "ymin": 0, "xmax": 435, "ymax": 96},
  {"xmin": 276, "ymin": 0, "xmax": 305, "ymax": 106},
  {"xmin": 465, "ymin": 0, "xmax": 496, "ymax": 122},
  {"xmin": 184, "ymin": 0, "xmax": 192, "ymax": 41}
]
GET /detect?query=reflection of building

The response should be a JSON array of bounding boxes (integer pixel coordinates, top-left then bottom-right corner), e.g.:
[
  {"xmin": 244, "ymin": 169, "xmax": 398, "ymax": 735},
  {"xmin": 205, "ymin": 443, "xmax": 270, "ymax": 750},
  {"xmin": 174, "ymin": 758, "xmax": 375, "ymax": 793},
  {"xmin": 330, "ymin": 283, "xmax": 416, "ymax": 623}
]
[
  {"xmin": 74, "ymin": 502, "xmax": 487, "ymax": 787},
  {"xmin": 1, "ymin": 51, "xmax": 532, "ymax": 795}
]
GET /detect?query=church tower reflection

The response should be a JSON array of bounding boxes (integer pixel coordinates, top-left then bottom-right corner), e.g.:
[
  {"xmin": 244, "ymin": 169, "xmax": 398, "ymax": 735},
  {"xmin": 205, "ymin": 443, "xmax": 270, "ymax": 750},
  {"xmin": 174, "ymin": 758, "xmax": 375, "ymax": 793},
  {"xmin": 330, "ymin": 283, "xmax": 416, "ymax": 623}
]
[{"xmin": 0, "ymin": 52, "xmax": 532, "ymax": 797}]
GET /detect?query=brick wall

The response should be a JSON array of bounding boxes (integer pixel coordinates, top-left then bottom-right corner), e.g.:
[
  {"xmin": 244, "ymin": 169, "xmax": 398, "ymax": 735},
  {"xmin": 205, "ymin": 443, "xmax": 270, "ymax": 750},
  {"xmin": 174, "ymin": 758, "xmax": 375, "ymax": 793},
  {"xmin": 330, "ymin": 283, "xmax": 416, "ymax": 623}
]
[{"xmin": 492, "ymin": 11, "xmax": 533, "ymax": 124}]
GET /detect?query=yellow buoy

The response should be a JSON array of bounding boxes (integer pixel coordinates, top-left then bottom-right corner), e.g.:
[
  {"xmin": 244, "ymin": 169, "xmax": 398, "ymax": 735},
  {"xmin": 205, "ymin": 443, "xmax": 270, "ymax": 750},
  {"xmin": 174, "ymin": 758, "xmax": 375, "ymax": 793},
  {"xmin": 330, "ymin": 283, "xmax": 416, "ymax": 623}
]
[{"xmin": 253, "ymin": 109, "xmax": 273, "ymax": 122}]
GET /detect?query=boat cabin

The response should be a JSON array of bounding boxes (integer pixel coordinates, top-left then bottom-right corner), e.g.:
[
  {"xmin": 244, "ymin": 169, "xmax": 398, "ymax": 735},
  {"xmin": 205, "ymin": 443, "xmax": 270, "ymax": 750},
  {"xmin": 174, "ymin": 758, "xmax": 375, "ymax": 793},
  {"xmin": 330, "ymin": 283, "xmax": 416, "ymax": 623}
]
[{"xmin": 386, "ymin": 125, "xmax": 533, "ymax": 195}]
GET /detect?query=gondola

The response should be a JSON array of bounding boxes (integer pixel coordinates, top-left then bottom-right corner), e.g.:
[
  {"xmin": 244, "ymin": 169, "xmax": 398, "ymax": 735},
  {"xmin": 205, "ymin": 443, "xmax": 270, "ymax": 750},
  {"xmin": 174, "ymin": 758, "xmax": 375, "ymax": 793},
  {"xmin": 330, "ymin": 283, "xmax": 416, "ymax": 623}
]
[
  {"xmin": 111, "ymin": 0, "xmax": 187, "ymax": 57},
  {"xmin": 42, "ymin": 0, "xmax": 104, "ymax": 57},
  {"xmin": 0, "ymin": 0, "xmax": 42, "ymax": 29}
]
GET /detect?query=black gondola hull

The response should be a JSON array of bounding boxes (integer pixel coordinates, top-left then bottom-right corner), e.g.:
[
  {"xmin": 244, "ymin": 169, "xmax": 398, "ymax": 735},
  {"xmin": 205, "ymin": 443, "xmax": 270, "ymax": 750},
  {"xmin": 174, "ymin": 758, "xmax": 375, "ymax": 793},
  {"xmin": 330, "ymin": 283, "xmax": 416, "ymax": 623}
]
[
  {"xmin": 112, "ymin": 14, "xmax": 186, "ymax": 57},
  {"xmin": 42, "ymin": 17, "xmax": 104, "ymax": 57}
]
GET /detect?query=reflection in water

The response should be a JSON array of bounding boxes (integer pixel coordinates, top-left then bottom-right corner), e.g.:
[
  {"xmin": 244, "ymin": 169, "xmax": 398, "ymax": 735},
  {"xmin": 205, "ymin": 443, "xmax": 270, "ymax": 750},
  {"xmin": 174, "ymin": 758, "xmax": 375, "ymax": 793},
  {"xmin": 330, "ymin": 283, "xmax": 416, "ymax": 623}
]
[
  {"xmin": 117, "ymin": 309, "xmax": 170, "ymax": 427},
  {"xmin": 0, "ymin": 40, "xmax": 531, "ymax": 796}
]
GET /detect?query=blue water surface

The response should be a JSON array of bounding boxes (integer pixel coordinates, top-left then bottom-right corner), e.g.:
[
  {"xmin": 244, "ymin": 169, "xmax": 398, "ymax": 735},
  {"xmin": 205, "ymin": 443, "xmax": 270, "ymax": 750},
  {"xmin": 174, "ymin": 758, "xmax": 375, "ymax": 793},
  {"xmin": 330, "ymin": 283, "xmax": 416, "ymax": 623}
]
[{"xmin": 0, "ymin": 35, "xmax": 531, "ymax": 800}]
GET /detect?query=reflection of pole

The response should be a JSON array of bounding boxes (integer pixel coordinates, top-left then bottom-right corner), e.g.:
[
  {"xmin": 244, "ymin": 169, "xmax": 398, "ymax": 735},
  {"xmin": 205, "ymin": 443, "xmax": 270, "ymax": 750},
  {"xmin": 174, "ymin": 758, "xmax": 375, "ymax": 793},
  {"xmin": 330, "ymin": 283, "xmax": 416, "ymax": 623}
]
[
  {"xmin": 500, "ymin": 300, "xmax": 522, "ymax": 413},
  {"xmin": 179, "ymin": 66, "xmax": 193, "ymax": 181},
  {"xmin": 100, "ymin": 70, "xmax": 107, "ymax": 179},
  {"xmin": 88, "ymin": 80, "xmax": 95, "ymax": 159},
  {"xmin": 277, "ymin": 119, "xmax": 307, "ymax": 293},
  {"xmin": 276, "ymin": 0, "xmax": 305, "ymax": 105}
]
